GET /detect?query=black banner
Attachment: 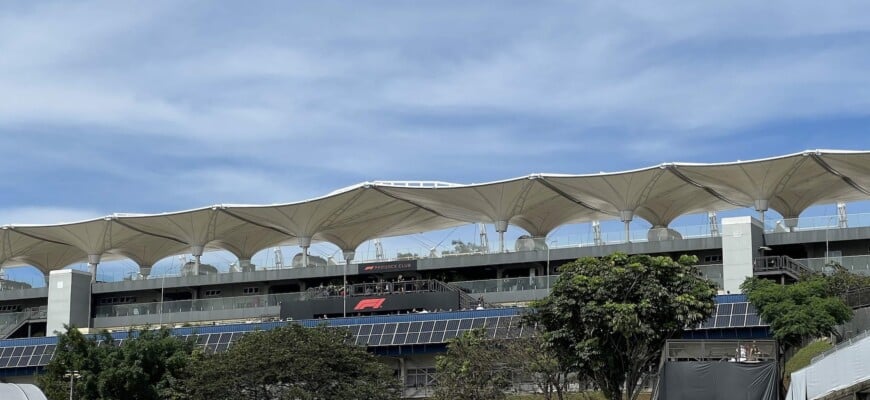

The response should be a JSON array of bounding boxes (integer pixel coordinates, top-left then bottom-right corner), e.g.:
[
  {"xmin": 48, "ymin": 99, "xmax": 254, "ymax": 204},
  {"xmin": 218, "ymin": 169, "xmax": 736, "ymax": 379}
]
[
  {"xmin": 279, "ymin": 291, "xmax": 459, "ymax": 320},
  {"xmin": 358, "ymin": 259, "xmax": 417, "ymax": 274}
]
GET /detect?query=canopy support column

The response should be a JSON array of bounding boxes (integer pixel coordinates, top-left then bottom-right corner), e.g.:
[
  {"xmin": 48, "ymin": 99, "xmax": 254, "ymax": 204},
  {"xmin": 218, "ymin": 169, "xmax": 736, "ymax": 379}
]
[
  {"xmin": 754, "ymin": 199, "xmax": 769, "ymax": 227},
  {"xmin": 592, "ymin": 220, "xmax": 603, "ymax": 245},
  {"xmin": 783, "ymin": 218, "xmax": 798, "ymax": 232},
  {"xmin": 191, "ymin": 245, "xmax": 204, "ymax": 276},
  {"xmin": 139, "ymin": 265, "xmax": 151, "ymax": 279},
  {"xmin": 87, "ymin": 254, "xmax": 101, "ymax": 283},
  {"xmin": 239, "ymin": 258, "xmax": 253, "ymax": 272},
  {"xmin": 298, "ymin": 237, "xmax": 312, "ymax": 268},
  {"xmin": 495, "ymin": 221, "xmax": 508, "ymax": 253},
  {"xmin": 620, "ymin": 211, "xmax": 634, "ymax": 243},
  {"xmin": 342, "ymin": 250, "xmax": 355, "ymax": 318}
]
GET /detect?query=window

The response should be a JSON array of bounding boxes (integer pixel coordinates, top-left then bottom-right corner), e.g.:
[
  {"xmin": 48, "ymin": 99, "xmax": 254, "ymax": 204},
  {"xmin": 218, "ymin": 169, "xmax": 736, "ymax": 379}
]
[
  {"xmin": 204, "ymin": 290, "xmax": 221, "ymax": 297},
  {"xmin": 98, "ymin": 296, "xmax": 136, "ymax": 305},
  {"xmin": 703, "ymin": 254, "xmax": 722, "ymax": 263},
  {"xmin": 405, "ymin": 368, "xmax": 436, "ymax": 388},
  {"xmin": 242, "ymin": 287, "xmax": 260, "ymax": 295},
  {"xmin": 0, "ymin": 305, "xmax": 21, "ymax": 313}
]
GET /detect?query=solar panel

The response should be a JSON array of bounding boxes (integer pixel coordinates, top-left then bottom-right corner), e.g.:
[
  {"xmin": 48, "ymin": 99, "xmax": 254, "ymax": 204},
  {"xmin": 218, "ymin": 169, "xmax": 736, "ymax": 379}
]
[{"xmin": 695, "ymin": 302, "xmax": 766, "ymax": 330}]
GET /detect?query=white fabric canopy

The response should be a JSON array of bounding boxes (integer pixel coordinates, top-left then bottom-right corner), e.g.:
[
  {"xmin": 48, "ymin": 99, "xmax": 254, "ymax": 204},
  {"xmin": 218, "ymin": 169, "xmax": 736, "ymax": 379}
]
[{"xmin": 0, "ymin": 149, "xmax": 866, "ymax": 274}]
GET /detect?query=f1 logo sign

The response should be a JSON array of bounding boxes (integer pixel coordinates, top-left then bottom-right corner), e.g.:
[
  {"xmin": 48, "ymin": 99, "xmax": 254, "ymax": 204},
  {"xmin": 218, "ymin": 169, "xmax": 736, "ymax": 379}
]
[{"xmin": 354, "ymin": 298, "xmax": 386, "ymax": 311}]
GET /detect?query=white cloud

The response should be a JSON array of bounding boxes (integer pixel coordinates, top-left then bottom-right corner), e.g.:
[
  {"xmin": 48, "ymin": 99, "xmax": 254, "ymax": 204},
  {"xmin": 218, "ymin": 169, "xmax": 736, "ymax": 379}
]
[{"xmin": 0, "ymin": 1, "xmax": 868, "ymax": 216}]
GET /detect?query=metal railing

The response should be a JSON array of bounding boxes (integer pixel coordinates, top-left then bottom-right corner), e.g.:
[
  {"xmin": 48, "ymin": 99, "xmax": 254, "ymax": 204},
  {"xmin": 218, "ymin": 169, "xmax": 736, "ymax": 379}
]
[
  {"xmin": 451, "ymin": 276, "xmax": 558, "ymax": 294},
  {"xmin": 0, "ymin": 307, "xmax": 46, "ymax": 339},
  {"xmin": 812, "ymin": 329, "xmax": 870, "ymax": 363},
  {"xmin": 765, "ymin": 212, "xmax": 870, "ymax": 233},
  {"xmin": 452, "ymin": 266, "xmax": 724, "ymax": 295},
  {"xmin": 665, "ymin": 340, "xmax": 777, "ymax": 362},
  {"xmin": 753, "ymin": 256, "xmax": 814, "ymax": 277},
  {"xmin": 794, "ymin": 255, "xmax": 870, "ymax": 276},
  {"xmin": 95, "ymin": 280, "xmax": 475, "ymax": 318},
  {"xmin": 95, "ymin": 292, "xmax": 306, "ymax": 318},
  {"xmin": 306, "ymin": 279, "xmax": 443, "ymax": 298},
  {"xmin": 844, "ymin": 287, "xmax": 870, "ymax": 309}
]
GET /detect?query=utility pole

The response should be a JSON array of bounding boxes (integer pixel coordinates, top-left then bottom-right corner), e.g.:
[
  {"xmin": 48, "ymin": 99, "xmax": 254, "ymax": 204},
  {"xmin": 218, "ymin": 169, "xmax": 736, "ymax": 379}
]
[{"xmin": 64, "ymin": 370, "xmax": 80, "ymax": 400}]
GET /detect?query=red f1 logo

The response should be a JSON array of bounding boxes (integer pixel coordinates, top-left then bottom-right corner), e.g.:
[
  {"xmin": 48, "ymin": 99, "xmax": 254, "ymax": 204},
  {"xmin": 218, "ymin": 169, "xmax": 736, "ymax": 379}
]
[{"xmin": 354, "ymin": 298, "xmax": 386, "ymax": 311}]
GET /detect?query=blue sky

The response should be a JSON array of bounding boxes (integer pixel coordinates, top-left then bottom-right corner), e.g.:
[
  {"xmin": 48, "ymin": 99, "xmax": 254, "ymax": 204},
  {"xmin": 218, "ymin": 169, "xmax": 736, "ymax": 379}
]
[{"xmin": 1, "ymin": 1, "xmax": 869, "ymax": 283}]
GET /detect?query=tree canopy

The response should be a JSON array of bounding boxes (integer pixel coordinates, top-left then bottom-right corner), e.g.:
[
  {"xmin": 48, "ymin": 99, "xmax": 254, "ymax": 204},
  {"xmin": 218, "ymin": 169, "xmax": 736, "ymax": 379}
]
[
  {"xmin": 741, "ymin": 275, "xmax": 853, "ymax": 348},
  {"xmin": 39, "ymin": 326, "xmax": 196, "ymax": 400},
  {"xmin": 433, "ymin": 329, "xmax": 512, "ymax": 400},
  {"xmin": 527, "ymin": 253, "xmax": 717, "ymax": 400},
  {"xmin": 187, "ymin": 324, "xmax": 399, "ymax": 400}
]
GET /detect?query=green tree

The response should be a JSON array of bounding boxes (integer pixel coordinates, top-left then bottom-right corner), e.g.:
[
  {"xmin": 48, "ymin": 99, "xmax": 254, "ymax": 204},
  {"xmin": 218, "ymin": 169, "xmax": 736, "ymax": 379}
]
[
  {"xmin": 187, "ymin": 324, "xmax": 399, "ymax": 400},
  {"xmin": 39, "ymin": 326, "xmax": 109, "ymax": 400},
  {"xmin": 39, "ymin": 326, "xmax": 196, "ymax": 400},
  {"xmin": 433, "ymin": 329, "xmax": 512, "ymax": 400},
  {"xmin": 527, "ymin": 253, "xmax": 716, "ymax": 400},
  {"xmin": 503, "ymin": 335, "xmax": 574, "ymax": 400},
  {"xmin": 741, "ymin": 275, "xmax": 852, "ymax": 349}
]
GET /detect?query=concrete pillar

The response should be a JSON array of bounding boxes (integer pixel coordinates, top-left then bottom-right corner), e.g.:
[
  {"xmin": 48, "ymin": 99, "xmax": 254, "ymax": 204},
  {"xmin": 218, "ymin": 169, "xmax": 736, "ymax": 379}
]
[
  {"xmin": 494, "ymin": 221, "xmax": 508, "ymax": 253},
  {"xmin": 783, "ymin": 218, "xmax": 798, "ymax": 232},
  {"xmin": 620, "ymin": 210, "xmax": 634, "ymax": 243},
  {"xmin": 87, "ymin": 254, "xmax": 101, "ymax": 283},
  {"xmin": 529, "ymin": 267, "xmax": 536, "ymax": 288},
  {"xmin": 399, "ymin": 357, "xmax": 406, "ymax": 391},
  {"xmin": 139, "ymin": 265, "xmax": 152, "ymax": 278},
  {"xmin": 47, "ymin": 269, "xmax": 92, "ymax": 334},
  {"xmin": 342, "ymin": 250, "xmax": 355, "ymax": 318},
  {"xmin": 298, "ymin": 237, "xmax": 312, "ymax": 268},
  {"xmin": 496, "ymin": 268, "xmax": 503, "ymax": 291},
  {"xmin": 191, "ymin": 245, "xmax": 204, "ymax": 276},
  {"xmin": 239, "ymin": 258, "xmax": 253, "ymax": 272},
  {"xmin": 722, "ymin": 216, "xmax": 765, "ymax": 294}
]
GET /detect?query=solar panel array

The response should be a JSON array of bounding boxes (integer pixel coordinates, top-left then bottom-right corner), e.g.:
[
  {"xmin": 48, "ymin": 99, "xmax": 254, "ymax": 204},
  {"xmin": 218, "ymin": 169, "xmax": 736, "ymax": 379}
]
[
  {"xmin": 0, "ymin": 315, "xmax": 528, "ymax": 369},
  {"xmin": 0, "ymin": 344, "xmax": 55, "ymax": 369},
  {"xmin": 344, "ymin": 315, "xmax": 529, "ymax": 347},
  {"xmin": 696, "ymin": 302, "xmax": 765, "ymax": 330},
  {"xmin": 0, "ymin": 302, "xmax": 765, "ymax": 370}
]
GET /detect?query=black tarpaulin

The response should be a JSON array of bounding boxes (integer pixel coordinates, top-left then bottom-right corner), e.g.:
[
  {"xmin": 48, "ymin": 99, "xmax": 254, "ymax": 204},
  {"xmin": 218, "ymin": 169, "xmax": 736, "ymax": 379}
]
[{"xmin": 659, "ymin": 361, "xmax": 777, "ymax": 400}]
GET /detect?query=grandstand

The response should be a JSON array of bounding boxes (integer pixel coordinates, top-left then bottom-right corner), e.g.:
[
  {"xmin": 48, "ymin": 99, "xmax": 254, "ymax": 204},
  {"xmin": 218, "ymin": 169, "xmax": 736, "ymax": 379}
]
[{"xmin": 0, "ymin": 149, "xmax": 869, "ymax": 397}]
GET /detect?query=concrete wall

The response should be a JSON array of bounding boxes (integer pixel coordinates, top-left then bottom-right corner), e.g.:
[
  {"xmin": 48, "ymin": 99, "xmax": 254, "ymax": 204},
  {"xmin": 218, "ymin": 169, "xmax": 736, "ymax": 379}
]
[
  {"xmin": 0, "ymin": 288, "xmax": 47, "ymax": 303},
  {"xmin": 722, "ymin": 216, "xmax": 764, "ymax": 294}
]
